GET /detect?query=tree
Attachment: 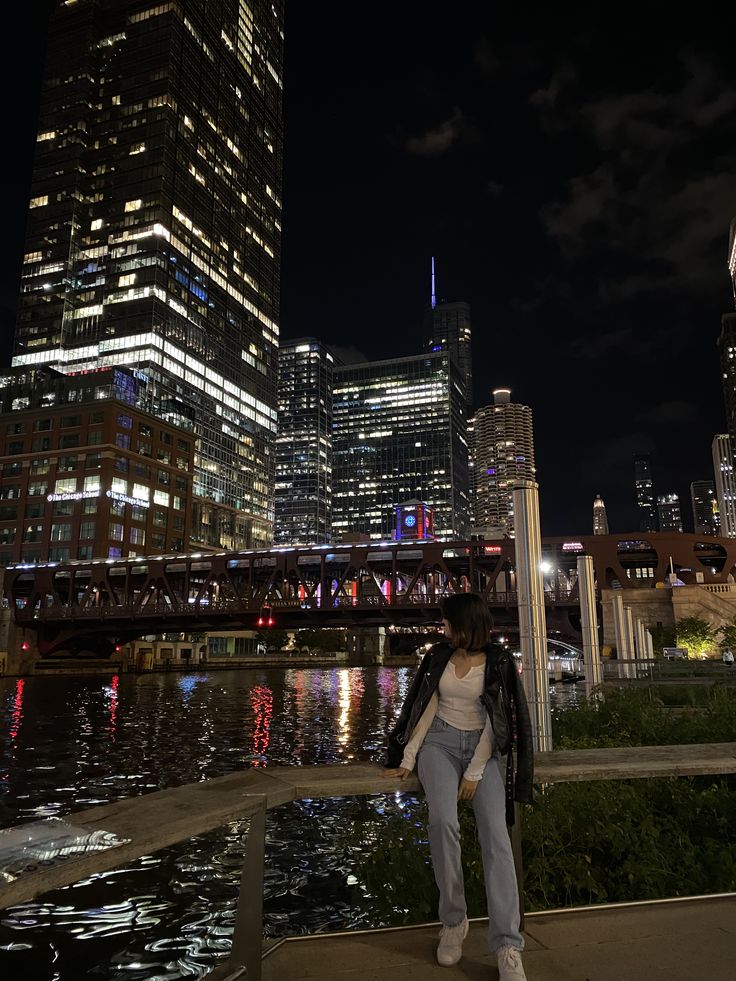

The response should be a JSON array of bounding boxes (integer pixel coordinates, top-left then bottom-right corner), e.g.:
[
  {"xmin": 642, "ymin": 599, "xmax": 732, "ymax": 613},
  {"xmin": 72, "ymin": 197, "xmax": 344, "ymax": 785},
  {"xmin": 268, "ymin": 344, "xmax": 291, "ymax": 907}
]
[
  {"xmin": 674, "ymin": 616, "xmax": 715, "ymax": 659},
  {"xmin": 717, "ymin": 619, "xmax": 736, "ymax": 651},
  {"xmin": 649, "ymin": 623, "xmax": 675, "ymax": 657},
  {"xmin": 255, "ymin": 628, "xmax": 288, "ymax": 652}
]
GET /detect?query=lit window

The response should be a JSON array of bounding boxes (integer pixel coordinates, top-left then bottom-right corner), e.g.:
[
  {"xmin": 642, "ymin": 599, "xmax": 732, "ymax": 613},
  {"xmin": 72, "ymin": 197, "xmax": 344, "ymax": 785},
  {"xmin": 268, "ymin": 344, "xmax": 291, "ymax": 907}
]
[
  {"xmin": 125, "ymin": 199, "xmax": 143, "ymax": 212},
  {"xmin": 118, "ymin": 273, "xmax": 136, "ymax": 287},
  {"xmin": 29, "ymin": 195, "xmax": 48, "ymax": 208},
  {"xmin": 91, "ymin": 218, "xmax": 103, "ymax": 230}
]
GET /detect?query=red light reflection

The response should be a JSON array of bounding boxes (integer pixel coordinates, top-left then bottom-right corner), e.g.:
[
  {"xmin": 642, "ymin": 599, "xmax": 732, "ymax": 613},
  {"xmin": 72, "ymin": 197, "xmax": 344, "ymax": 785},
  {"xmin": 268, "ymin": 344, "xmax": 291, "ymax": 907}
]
[{"xmin": 250, "ymin": 685, "xmax": 273, "ymax": 766}]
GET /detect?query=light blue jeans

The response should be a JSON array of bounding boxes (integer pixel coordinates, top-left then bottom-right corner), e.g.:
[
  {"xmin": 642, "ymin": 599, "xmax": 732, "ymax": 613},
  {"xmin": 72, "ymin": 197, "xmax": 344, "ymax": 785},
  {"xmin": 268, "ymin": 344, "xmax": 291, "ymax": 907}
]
[{"xmin": 417, "ymin": 716, "xmax": 523, "ymax": 952}]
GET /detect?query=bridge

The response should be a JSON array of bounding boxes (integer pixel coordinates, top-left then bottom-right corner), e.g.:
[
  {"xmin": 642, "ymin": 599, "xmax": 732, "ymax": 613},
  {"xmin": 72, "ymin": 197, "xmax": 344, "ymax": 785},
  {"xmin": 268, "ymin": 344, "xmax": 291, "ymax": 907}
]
[{"xmin": 4, "ymin": 532, "xmax": 735, "ymax": 657}]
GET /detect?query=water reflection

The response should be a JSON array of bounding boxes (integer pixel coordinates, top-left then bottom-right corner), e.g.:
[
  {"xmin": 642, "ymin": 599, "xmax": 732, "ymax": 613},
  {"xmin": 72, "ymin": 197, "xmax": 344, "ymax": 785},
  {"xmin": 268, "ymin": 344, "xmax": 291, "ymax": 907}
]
[{"xmin": 0, "ymin": 669, "xmax": 581, "ymax": 979}]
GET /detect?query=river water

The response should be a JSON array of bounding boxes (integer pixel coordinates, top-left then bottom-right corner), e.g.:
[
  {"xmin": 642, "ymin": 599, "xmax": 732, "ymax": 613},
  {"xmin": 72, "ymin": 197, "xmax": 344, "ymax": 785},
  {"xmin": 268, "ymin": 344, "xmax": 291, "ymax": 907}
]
[{"xmin": 0, "ymin": 668, "xmax": 580, "ymax": 980}]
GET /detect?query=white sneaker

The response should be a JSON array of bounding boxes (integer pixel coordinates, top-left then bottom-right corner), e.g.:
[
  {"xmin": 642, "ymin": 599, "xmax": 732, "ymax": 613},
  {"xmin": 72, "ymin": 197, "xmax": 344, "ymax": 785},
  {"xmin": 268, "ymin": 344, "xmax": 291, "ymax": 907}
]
[
  {"xmin": 436, "ymin": 917, "xmax": 469, "ymax": 966},
  {"xmin": 497, "ymin": 945, "xmax": 527, "ymax": 981}
]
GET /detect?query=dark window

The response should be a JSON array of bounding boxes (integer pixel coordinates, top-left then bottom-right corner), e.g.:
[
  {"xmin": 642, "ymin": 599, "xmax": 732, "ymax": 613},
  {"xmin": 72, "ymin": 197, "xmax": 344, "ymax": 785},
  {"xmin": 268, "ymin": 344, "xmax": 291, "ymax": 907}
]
[
  {"xmin": 2, "ymin": 462, "xmax": 22, "ymax": 476},
  {"xmin": 60, "ymin": 434, "xmax": 80, "ymax": 449},
  {"xmin": 32, "ymin": 436, "xmax": 52, "ymax": 452},
  {"xmin": 6, "ymin": 422, "xmax": 24, "ymax": 435},
  {"xmin": 89, "ymin": 411, "xmax": 104, "ymax": 423},
  {"xmin": 61, "ymin": 415, "xmax": 81, "ymax": 428},
  {"xmin": 0, "ymin": 506, "xmax": 18, "ymax": 520},
  {"xmin": 117, "ymin": 414, "xmax": 132, "ymax": 429},
  {"xmin": 6, "ymin": 441, "xmax": 24, "ymax": 455},
  {"xmin": 52, "ymin": 501, "xmax": 75, "ymax": 517},
  {"xmin": 33, "ymin": 419, "xmax": 53, "ymax": 432},
  {"xmin": 0, "ymin": 486, "xmax": 21, "ymax": 500},
  {"xmin": 160, "ymin": 431, "xmax": 172, "ymax": 445},
  {"xmin": 88, "ymin": 431, "xmax": 102, "ymax": 445},
  {"xmin": 115, "ymin": 433, "xmax": 131, "ymax": 450},
  {"xmin": 24, "ymin": 503, "xmax": 43, "ymax": 519}
]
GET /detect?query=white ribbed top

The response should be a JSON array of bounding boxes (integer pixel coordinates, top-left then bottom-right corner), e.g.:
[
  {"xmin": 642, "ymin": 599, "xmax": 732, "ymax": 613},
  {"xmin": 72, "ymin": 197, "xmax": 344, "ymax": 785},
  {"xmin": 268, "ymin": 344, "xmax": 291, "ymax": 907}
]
[{"xmin": 436, "ymin": 660, "xmax": 486, "ymax": 730}]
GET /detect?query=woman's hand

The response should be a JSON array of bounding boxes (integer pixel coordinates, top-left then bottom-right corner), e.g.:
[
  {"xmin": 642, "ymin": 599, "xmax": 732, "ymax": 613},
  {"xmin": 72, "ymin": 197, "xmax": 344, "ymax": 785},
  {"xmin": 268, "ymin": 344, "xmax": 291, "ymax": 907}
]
[
  {"xmin": 458, "ymin": 777, "xmax": 479, "ymax": 801},
  {"xmin": 382, "ymin": 767, "xmax": 411, "ymax": 780}
]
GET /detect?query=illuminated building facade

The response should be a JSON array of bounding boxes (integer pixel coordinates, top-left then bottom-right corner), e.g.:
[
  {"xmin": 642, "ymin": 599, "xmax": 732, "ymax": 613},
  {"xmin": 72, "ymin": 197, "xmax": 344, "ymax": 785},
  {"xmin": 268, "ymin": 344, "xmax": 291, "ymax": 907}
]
[
  {"xmin": 394, "ymin": 499, "xmax": 435, "ymax": 541},
  {"xmin": 469, "ymin": 388, "xmax": 535, "ymax": 537},
  {"xmin": 657, "ymin": 493, "xmax": 682, "ymax": 533},
  {"xmin": 14, "ymin": 0, "xmax": 283, "ymax": 550},
  {"xmin": 713, "ymin": 434, "xmax": 736, "ymax": 538},
  {"xmin": 332, "ymin": 353, "xmax": 469, "ymax": 540},
  {"xmin": 690, "ymin": 480, "xmax": 719, "ymax": 536},
  {"xmin": 274, "ymin": 339, "xmax": 334, "ymax": 545},
  {"xmin": 719, "ymin": 314, "xmax": 736, "ymax": 456},
  {"xmin": 593, "ymin": 494, "xmax": 609, "ymax": 535},
  {"xmin": 633, "ymin": 454, "xmax": 658, "ymax": 532},
  {"xmin": 424, "ymin": 263, "xmax": 473, "ymax": 409},
  {"xmin": 0, "ymin": 366, "xmax": 192, "ymax": 565}
]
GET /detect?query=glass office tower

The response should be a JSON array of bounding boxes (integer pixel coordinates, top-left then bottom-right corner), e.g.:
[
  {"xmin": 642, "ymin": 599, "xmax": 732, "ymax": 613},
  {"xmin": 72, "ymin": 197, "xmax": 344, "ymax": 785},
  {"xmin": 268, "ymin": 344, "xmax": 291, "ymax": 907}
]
[
  {"xmin": 14, "ymin": 0, "xmax": 284, "ymax": 549},
  {"xmin": 274, "ymin": 339, "xmax": 334, "ymax": 545},
  {"xmin": 332, "ymin": 352, "xmax": 470, "ymax": 541}
]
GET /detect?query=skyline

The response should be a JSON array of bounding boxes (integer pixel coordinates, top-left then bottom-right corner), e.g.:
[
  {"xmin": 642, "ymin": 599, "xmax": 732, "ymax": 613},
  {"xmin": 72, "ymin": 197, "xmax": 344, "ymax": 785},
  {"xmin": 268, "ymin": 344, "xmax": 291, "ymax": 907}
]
[{"xmin": 4, "ymin": 2, "xmax": 736, "ymax": 537}]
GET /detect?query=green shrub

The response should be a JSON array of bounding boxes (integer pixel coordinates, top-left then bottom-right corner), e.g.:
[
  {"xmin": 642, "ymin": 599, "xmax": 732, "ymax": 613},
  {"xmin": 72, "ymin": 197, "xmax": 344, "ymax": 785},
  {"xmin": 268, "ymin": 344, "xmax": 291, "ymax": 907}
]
[{"xmin": 347, "ymin": 688, "xmax": 736, "ymax": 922}]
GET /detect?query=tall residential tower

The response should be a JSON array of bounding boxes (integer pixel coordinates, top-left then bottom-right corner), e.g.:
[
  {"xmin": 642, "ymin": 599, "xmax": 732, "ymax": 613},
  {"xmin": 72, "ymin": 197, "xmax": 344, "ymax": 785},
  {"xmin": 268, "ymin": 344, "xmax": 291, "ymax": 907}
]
[
  {"xmin": 633, "ymin": 454, "xmax": 657, "ymax": 532},
  {"xmin": 713, "ymin": 434, "xmax": 736, "ymax": 538},
  {"xmin": 424, "ymin": 260, "xmax": 473, "ymax": 408},
  {"xmin": 593, "ymin": 494, "xmax": 609, "ymax": 535},
  {"xmin": 469, "ymin": 388, "xmax": 535, "ymax": 537},
  {"xmin": 13, "ymin": 0, "xmax": 284, "ymax": 549}
]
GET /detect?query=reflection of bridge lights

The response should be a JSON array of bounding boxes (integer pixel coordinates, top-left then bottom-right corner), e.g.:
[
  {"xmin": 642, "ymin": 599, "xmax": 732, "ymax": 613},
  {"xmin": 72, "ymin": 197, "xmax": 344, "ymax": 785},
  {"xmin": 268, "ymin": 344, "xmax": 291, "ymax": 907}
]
[
  {"xmin": 540, "ymin": 562, "xmax": 553, "ymax": 574},
  {"xmin": 9, "ymin": 679, "xmax": 25, "ymax": 745},
  {"xmin": 250, "ymin": 685, "xmax": 273, "ymax": 766},
  {"xmin": 338, "ymin": 670, "xmax": 351, "ymax": 745},
  {"xmin": 108, "ymin": 675, "xmax": 119, "ymax": 735}
]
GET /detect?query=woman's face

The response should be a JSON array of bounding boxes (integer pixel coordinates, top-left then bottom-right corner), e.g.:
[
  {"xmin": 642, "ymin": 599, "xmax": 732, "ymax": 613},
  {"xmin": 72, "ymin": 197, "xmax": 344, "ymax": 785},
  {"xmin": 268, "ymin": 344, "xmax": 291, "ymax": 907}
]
[{"xmin": 442, "ymin": 619, "xmax": 453, "ymax": 641}]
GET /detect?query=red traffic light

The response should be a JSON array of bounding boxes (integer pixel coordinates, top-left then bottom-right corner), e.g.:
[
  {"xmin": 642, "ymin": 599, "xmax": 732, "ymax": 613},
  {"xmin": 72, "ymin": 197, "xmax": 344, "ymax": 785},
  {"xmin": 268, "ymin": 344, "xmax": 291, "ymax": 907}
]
[
  {"xmin": 21, "ymin": 642, "xmax": 30, "ymax": 651},
  {"xmin": 257, "ymin": 605, "xmax": 274, "ymax": 628},
  {"xmin": 114, "ymin": 644, "xmax": 122, "ymax": 653}
]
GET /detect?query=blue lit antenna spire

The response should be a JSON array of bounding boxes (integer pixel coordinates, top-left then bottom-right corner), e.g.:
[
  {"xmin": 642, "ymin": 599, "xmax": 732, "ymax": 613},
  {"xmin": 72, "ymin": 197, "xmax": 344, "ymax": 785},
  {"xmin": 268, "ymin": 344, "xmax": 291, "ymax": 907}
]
[{"xmin": 431, "ymin": 256, "xmax": 437, "ymax": 310}]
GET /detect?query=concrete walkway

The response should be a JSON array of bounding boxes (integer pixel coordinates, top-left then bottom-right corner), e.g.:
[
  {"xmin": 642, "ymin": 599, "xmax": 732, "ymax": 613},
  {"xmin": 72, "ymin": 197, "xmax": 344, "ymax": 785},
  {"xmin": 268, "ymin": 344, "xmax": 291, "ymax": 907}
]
[{"xmin": 261, "ymin": 895, "xmax": 736, "ymax": 980}]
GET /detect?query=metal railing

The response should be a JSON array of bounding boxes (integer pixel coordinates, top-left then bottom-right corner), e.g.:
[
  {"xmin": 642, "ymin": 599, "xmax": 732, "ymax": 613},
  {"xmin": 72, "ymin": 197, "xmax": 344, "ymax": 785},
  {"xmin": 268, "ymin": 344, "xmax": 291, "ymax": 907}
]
[{"xmin": 1, "ymin": 745, "xmax": 735, "ymax": 981}]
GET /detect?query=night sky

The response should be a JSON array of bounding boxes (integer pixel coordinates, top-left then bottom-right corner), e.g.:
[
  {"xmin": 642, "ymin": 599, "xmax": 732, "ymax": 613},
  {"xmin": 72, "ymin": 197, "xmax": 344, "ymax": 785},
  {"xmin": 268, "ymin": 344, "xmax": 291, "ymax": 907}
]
[{"xmin": 6, "ymin": 3, "xmax": 736, "ymax": 536}]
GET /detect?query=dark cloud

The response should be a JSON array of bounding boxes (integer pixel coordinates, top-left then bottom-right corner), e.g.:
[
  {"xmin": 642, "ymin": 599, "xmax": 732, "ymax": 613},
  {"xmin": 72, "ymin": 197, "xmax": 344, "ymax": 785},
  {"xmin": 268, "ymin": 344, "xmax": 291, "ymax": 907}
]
[
  {"xmin": 404, "ymin": 108, "xmax": 466, "ymax": 157},
  {"xmin": 636, "ymin": 400, "xmax": 701, "ymax": 427},
  {"xmin": 536, "ymin": 54, "xmax": 736, "ymax": 301}
]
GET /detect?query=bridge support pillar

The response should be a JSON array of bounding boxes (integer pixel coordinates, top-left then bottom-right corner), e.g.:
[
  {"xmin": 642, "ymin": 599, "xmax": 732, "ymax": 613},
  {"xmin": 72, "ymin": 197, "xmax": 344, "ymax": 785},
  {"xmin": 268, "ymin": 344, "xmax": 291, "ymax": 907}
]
[
  {"xmin": 513, "ymin": 480, "xmax": 552, "ymax": 751},
  {"xmin": 577, "ymin": 555, "xmax": 602, "ymax": 689},
  {"xmin": 348, "ymin": 627, "xmax": 387, "ymax": 665},
  {"xmin": 1, "ymin": 611, "xmax": 40, "ymax": 676}
]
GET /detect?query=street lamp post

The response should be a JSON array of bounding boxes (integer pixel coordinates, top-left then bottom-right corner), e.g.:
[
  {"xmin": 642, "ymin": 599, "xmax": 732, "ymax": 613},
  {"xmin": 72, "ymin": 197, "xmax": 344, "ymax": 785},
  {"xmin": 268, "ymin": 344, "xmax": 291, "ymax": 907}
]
[{"xmin": 513, "ymin": 480, "xmax": 552, "ymax": 751}]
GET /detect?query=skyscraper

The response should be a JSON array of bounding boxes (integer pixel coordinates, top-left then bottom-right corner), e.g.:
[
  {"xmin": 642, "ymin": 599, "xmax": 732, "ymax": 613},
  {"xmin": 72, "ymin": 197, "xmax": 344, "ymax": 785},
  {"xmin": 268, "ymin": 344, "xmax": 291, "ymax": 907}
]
[
  {"xmin": 469, "ymin": 388, "xmax": 535, "ymax": 537},
  {"xmin": 657, "ymin": 493, "xmax": 682, "ymax": 533},
  {"xmin": 718, "ymin": 313, "xmax": 736, "ymax": 454},
  {"xmin": 332, "ymin": 352, "xmax": 469, "ymax": 541},
  {"xmin": 592, "ymin": 494, "xmax": 609, "ymax": 535},
  {"xmin": 633, "ymin": 454, "xmax": 657, "ymax": 532},
  {"xmin": 13, "ymin": 0, "xmax": 284, "ymax": 550},
  {"xmin": 690, "ymin": 480, "xmax": 719, "ymax": 536},
  {"xmin": 424, "ymin": 260, "xmax": 473, "ymax": 408},
  {"xmin": 274, "ymin": 339, "xmax": 334, "ymax": 545},
  {"xmin": 713, "ymin": 434, "xmax": 736, "ymax": 538}
]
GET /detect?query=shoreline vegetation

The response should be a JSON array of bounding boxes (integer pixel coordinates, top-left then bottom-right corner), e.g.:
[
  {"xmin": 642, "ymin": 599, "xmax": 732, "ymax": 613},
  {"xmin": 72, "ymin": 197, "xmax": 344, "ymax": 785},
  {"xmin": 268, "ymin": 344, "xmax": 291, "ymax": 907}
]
[{"xmin": 347, "ymin": 687, "xmax": 736, "ymax": 918}]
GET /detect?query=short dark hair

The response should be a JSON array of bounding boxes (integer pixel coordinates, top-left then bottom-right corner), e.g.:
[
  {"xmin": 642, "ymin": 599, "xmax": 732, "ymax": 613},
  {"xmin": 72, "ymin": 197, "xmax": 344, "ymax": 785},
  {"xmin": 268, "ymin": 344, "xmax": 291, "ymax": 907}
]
[{"xmin": 441, "ymin": 593, "xmax": 492, "ymax": 651}]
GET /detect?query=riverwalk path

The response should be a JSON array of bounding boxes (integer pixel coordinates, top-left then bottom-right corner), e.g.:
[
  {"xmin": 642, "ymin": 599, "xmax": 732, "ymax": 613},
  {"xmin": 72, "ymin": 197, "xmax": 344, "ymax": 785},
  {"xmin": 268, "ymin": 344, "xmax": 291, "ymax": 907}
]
[{"xmin": 257, "ymin": 895, "xmax": 735, "ymax": 980}]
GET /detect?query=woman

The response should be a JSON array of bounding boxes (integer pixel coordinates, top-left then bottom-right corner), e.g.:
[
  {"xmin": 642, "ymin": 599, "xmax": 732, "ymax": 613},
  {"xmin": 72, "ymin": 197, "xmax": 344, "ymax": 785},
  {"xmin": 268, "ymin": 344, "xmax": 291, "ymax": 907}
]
[{"xmin": 383, "ymin": 593, "xmax": 533, "ymax": 980}]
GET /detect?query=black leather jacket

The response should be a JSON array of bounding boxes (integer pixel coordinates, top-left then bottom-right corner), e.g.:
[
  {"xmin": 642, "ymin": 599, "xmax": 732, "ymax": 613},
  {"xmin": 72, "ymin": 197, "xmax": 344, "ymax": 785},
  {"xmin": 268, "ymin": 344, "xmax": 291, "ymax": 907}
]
[{"xmin": 385, "ymin": 641, "xmax": 534, "ymax": 825}]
